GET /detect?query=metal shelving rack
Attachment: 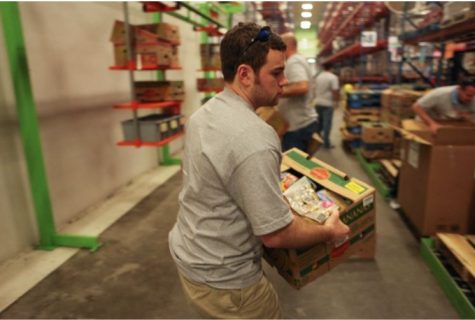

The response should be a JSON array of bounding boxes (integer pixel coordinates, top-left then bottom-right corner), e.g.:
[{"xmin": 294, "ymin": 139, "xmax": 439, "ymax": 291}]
[
  {"xmin": 318, "ymin": 2, "xmax": 390, "ymax": 85},
  {"xmin": 398, "ymin": 4, "xmax": 475, "ymax": 87}
]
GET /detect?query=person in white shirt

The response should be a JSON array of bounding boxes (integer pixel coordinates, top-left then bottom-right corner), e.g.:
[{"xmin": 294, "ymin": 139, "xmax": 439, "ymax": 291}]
[
  {"xmin": 412, "ymin": 79, "xmax": 475, "ymax": 134},
  {"xmin": 277, "ymin": 33, "xmax": 318, "ymax": 152},
  {"xmin": 314, "ymin": 63, "xmax": 340, "ymax": 149}
]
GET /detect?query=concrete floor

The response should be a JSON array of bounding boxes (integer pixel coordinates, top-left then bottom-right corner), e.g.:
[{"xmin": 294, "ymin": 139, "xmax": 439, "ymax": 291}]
[{"xmin": 0, "ymin": 109, "xmax": 459, "ymax": 319}]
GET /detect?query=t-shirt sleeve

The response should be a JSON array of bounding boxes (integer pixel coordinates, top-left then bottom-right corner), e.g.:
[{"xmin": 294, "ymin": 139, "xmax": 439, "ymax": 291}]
[
  {"xmin": 226, "ymin": 149, "xmax": 293, "ymax": 236},
  {"xmin": 286, "ymin": 59, "xmax": 309, "ymax": 83},
  {"xmin": 331, "ymin": 75, "xmax": 339, "ymax": 90},
  {"xmin": 417, "ymin": 90, "xmax": 438, "ymax": 110}
]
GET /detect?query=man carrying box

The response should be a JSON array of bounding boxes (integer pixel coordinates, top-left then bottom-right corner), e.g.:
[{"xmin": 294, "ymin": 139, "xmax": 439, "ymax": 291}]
[
  {"xmin": 412, "ymin": 78, "xmax": 475, "ymax": 134},
  {"xmin": 168, "ymin": 23, "xmax": 349, "ymax": 319}
]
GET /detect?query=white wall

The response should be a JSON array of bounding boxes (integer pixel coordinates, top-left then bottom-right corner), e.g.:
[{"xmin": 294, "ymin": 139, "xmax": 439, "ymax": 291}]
[{"xmin": 0, "ymin": 2, "xmax": 204, "ymax": 264}]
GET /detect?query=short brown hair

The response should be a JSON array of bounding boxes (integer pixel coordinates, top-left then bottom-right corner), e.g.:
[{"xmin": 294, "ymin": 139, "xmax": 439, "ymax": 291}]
[{"xmin": 220, "ymin": 23, "xmax": 286, "ymax": 83}]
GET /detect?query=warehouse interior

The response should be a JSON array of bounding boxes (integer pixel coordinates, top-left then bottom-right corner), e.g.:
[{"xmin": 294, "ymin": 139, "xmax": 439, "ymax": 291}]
[{"xmin": 0, "ymin": 1, "xmax": 474, "ymax": 318}]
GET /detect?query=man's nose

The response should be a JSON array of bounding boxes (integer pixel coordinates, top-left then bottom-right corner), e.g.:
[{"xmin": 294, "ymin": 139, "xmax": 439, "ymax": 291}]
[{"xmin": 280, "ymin": 76, "xmax": 289, "ymax": 87}]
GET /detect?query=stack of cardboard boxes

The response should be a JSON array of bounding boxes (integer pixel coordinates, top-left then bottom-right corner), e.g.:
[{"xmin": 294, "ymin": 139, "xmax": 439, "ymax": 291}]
[
  {"xmin": 341, "ymin": 90, "xmax": 382, "ymax": 152},
  {"xmin": 397, "ymin": 120, "xmax": 475, "ymax": 236},
  {"xmin": 110, "ymin": 20, "xmax": 180, "ymax": 69},
  {"xmin": 110, "ymin": 20, "xmax": 186, "ymax": 144},
  {"xmin": 381, "ymin": 88, "xmax": 423, "ymax": 128},
  {"xmin": 197, "ymin": 43, "xmax": 225, "ymax": 92},
  {"xmin": 264, "ymin": 148, "xmax": 376, "ymax": 289},
  {"xmin": 361, "ymin": 122, "xmax": 395, "ymax": 159}
]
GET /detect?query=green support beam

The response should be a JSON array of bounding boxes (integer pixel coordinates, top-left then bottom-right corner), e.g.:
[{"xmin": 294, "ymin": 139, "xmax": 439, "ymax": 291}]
[
  {"xmin": 355, "ymin": 149, "xmax": 391, "ymax": 199},
  {"xmin": 153, "ymin": 11, "xmax": 181, "ymax": 166},
  {"xmin": 420, "ymin": 238, "xmax": 475, "ymax": 319},
  {"xmin": 0, "ymin": 3, "xmax": 99, "ymax": 251}
]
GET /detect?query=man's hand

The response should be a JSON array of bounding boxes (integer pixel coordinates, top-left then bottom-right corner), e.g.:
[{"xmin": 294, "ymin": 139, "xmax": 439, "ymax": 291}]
[
  {"xmin": 429, "ymin": 121, "xmax": 442, "ymax": 135},
  {"xmin": 323, "ymin": 209, "xmax": 350, "ymax": 242}
]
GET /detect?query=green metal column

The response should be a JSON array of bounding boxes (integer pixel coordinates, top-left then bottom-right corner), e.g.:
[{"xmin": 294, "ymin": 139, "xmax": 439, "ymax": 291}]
[
  {"xmin": 153, "ymin": 11, "xmax": 181, "ymax": 166},
  {"xmin": 0, "ymin": 3, "xmax": 99, "ymax": 251}
]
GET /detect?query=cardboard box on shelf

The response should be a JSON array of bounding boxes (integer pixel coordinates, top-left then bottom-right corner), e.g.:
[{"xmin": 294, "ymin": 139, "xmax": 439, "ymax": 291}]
[
  {"xmin": 397, "ymin": 120, "xmax": 475, "ymax": 236},
  {"xmin": 196, "ymin": 78, "xmax": 225, "ymax": 92},
  {"xmin": 361, "ymin": 122, "xmax": 394, "ymax": 144},
  {"xmin": 200, "ymin": 44, "xmax": 221, "ymax": 69},
  {"xmin": 113, "ymin": 40, "xmax": 173, "ymax": 68},
  {"xmin": 137, "ymin": 22, "xmax": 180, "ymax": 45},
  {"xmin": 110, "ymin": 21, "xmax": 178, "ymax": 68},
  {"xmin": 134, "ymin": 81, "xmax": 185, "ymax": 102},
  {"xmin": 264, "ymin": 148, "xmax": 376, "ymax": 289}
]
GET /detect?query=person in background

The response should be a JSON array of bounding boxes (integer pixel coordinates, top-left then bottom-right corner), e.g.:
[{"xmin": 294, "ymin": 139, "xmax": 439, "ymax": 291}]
[
  {"xmin": 277, "ymin": 33, "xmax": 318, "ymax": 152},
  {"xmin": 412, "ymin": 78, "xmax": 475, "ymax": 134},
  {"xmin": 314, "ymin": 63, "xmax": 340, "ymax": 149},
  {"xmin": 168, "ymin": 23, "xmax": 350, "ymax": 319}
]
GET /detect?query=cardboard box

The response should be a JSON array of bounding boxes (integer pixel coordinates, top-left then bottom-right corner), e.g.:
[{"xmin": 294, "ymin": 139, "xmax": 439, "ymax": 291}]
[
  {"xmin": 256, "ymin": 106, "xmax": 288, "ymax": 139},
  {"xmin": 197, "ymin": 78, "xmax": 225, "ymax": 92},
  {"xmin": 397, "ymin": 120, "xmax": 475, "ymax": 236},
  {"xmin": 110, "ymin": 21, "xmax": 177, "ymax": 68},
  {"xmin": 113, "ymin": 42, "xmax": 173, "ymax": 68},
  {"xmin": 401, "ymin": 119, "xmax": 475, "ymax": 145},
  {"xmin": 137, "ymin": 22, "xmax": 180, "ymax": 45},
  {"xmin": 134, "ymin": 81, "xmax": 185, "ymax": 102},
  {"xmin": 361, "ymin": 122, "xmax": 394, "ymax": 144},
  {"xmin": 200, "ymin": 44, "xmax": 221, "ymax": 70},
  {"xmin": 264, "ymin": 148, "xmax": 377, "ymax": 289}
]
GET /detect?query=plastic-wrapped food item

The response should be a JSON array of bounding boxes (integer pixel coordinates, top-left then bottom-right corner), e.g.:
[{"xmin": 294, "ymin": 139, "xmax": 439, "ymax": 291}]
[
  {"xmin": 283, "ymin": 177, "xmax": 338, "ymax": 224},
  {"xmin": 280, "ymin": 172, "xmax": 299, "ymax": 191}
]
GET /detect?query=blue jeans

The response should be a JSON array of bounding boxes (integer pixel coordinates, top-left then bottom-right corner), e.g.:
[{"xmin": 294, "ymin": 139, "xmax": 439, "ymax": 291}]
[
  {"xmin": 282, "ymin": 121, "xmax": 318, "ymax": 152},
  {"xmin": 315, "ymin": 106, "xmax": 334, "ymax": 148}
]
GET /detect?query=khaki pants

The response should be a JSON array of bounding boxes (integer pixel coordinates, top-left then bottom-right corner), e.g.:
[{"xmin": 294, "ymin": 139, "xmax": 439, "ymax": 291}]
[{"xmin": 178, "ymin": 272, "xmax": 282, "ymax": 319}]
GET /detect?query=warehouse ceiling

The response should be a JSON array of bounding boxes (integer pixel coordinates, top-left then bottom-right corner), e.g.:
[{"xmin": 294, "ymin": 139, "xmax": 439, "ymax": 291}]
[{"xmin": 250, "ymin": 1, "xmax": 328, "ymax": 33}]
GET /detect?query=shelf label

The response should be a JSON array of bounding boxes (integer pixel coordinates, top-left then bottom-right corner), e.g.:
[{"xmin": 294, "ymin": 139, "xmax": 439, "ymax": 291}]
[{"xmin": 361, "ymin": 31, "xmax": 377, "ymax": 48}]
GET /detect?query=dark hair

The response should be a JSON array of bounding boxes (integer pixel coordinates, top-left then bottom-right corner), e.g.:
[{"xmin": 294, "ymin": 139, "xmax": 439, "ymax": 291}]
[
  {"xmin": 220, "ymin": 22, "xmax": 286, "ymax": 83},
  {"xmin": 323, "ymin": 63, "xmax": 333, "ymax": 70},
  {"xmin": 459, "ymin": 76, "xmax": 475, "ymax": 89}
]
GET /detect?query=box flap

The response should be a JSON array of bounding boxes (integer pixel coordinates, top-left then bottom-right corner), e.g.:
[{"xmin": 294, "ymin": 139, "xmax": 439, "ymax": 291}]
[
  {"xmin": 401, "ymin": 119, "xmax": 475, "ymax": 145},
  {"xmin": 282, "ymin": 148, "xmax": 374, "ymax": 202}
]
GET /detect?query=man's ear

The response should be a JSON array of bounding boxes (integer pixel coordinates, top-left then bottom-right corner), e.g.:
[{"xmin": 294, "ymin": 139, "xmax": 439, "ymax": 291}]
[{"xmin": 236, "ymin": 64, "xmax": 255, "ymax": 87}]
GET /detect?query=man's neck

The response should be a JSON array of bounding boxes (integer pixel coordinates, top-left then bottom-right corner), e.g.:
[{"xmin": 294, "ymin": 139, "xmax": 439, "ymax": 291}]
[{"xmin": 226, "ymin": 83, "xmax": 255, "ymax": 109}]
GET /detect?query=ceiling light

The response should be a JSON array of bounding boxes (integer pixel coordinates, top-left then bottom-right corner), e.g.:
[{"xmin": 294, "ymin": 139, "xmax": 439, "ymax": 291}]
[
  {"xmin": 301, "ymin": 11, "xmax": 312, "ymax": 18},
  {"xmin": 301, "ymin": 3, "xmax": 313, "ymax": 10},
  {"xmin": 300, "ymin": 21, "xmax": 311, "ymax": 29}
]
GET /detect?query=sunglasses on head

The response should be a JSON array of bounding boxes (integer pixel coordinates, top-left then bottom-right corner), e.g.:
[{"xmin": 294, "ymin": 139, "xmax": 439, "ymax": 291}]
[{"xmin": 241, "ymin": 26, "xmax": 271, "ymax": 58}]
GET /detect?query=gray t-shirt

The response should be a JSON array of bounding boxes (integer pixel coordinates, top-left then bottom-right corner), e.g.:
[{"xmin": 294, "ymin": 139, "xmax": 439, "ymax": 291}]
[
  {"xmin": 277, "ymin": 54, "xmax": 317, "ymax": 131},
  {"xmin": 418, "ymin": 85, "xmax": 475, "ymax": 120},
  {"xmin": 169, "ymin": 88, "xmax": 293, "ymax": 289}
]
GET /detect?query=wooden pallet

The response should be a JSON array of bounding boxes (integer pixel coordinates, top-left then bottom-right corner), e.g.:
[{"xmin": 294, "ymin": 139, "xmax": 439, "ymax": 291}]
[
  {"xmin": 436, "ymin": 233, "xmax": 475, "ymax": 292},
  {"xmin": 441, "ymin": 11, "xmax": 475, "ymax": 29},
  {"xmin": 344, "ymin": 112, "xmax": 380, "ymax": 127},
  {"xmin": 340, "ymin": 127, "xmax": 360, "ymax": 141},
  {"xmin": 379, "ymin": 159, "xmax": 398, "ymax": 178}
]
